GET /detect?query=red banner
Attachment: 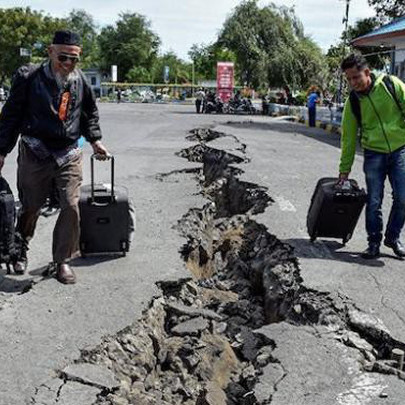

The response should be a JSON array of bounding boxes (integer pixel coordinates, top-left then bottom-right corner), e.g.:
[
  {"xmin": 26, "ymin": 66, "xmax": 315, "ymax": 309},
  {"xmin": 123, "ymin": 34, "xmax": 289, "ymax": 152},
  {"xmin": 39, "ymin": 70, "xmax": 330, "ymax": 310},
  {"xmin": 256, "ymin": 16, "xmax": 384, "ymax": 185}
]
[{"xmin": 217, "ymin": 62, "xmax": 234, "ymax": 103}]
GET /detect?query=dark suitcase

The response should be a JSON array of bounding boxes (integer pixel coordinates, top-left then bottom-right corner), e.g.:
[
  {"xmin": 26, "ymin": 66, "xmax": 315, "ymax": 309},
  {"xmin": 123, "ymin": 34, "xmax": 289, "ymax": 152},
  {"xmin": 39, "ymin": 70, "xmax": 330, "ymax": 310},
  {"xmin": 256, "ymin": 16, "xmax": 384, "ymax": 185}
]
[
  {"xmin": 307, "ymin": 177, "xmax": 366, "ymax": 244},
  {"xmin": 79, "ymin": 155, "xmax": 133, "ymax": 256},
  {"xmin": 0, "ymin": 176, "xmax": 18, "ymax": 273}
]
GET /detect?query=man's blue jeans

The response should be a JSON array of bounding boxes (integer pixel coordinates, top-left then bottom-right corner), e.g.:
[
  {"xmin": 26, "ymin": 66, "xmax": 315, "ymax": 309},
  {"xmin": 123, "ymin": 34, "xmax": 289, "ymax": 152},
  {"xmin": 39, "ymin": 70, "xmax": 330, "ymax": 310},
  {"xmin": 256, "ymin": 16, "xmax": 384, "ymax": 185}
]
[
  {"xmin": 308, "ymin": 106, "xmax": 316, "ymax": 127},
  {"xmin": 363, "ymin": 146, "xmax": 405, "ymax": 244}
]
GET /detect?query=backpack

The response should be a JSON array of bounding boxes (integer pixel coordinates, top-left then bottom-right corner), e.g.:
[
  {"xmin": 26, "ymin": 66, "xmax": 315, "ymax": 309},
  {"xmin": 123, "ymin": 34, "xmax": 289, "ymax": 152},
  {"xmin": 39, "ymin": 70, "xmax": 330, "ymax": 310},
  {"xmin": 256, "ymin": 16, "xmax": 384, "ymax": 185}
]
[
  {"xmin": 0, "ymin": 176, "xmax": 17, "ymax": 273},
  {"xmin": 349, "ymin": 75, "xmax": 405, "ymax": 132}
]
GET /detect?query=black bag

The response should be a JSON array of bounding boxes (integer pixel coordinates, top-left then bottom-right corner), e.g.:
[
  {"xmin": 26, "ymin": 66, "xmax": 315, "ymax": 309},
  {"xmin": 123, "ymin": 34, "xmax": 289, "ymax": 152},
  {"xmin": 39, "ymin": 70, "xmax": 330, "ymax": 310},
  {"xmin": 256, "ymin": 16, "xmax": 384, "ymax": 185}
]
[
  {"xmin": 307, "ymin": 177, "xmax": 366, "ymax": 244},
  {"xmin": 0, "ymin": 176, "xmax": 17, "ymax": 272},
  {"xmin": 79, "ymin": 155, "xmax": 135, "ymax": 256}
]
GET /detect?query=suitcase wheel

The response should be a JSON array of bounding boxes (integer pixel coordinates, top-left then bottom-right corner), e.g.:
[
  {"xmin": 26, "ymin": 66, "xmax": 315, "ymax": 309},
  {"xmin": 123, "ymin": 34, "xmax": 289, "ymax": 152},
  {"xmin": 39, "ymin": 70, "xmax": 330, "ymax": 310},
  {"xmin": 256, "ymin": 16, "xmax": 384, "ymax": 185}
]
[
  {"xmin": 80, "ymin": 242, "xmax": 87, "ymax": 258},
  {"xmin": 342, "ymin": 233, "xmax": 351, "ymax": 245},
  {"xmin": 120, "ymin": 241, "xmax": 129, "ymax": 253}
]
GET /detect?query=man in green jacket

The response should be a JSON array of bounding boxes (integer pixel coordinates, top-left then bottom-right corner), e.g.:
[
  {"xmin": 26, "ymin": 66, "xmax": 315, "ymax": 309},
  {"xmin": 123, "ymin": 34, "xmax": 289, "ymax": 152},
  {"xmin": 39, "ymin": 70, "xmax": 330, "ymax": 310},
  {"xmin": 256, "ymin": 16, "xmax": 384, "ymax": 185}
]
[{"xmin": 339, "ymin": 53, "xmax": 405, "ymax": 259}]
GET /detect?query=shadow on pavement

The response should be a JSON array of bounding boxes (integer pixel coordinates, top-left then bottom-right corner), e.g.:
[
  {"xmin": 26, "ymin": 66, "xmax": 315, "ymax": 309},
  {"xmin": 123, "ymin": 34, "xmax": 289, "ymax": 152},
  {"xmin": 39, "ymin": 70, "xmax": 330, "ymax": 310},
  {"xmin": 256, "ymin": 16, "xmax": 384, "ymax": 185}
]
[
  {"xmin": 284, "ymin": 238, "xmax": 386, "ymax": 268},
  {"xmin": 171, "ymin": 111, "xmax": 198, "ymax": 115},
  {"xmin": 0, "ymin": 257, "xmax": 127, "ymax": 292},
  {"xmin": 0, "ymin": 274, "xmax": 34, "ymax": 293},
  {"xmin": 71, "ymin": 254, "xmax": 126, "ymax": 267}
]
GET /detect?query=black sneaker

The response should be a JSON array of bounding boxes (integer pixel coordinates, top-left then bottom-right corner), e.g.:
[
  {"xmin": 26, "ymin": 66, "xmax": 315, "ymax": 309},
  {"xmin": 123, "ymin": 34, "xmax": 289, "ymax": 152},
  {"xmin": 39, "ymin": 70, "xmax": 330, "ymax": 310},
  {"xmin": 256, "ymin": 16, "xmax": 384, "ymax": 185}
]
[
  {"xmin": 13, "ymin": 259, "xmax": 27, "ymax": 275},
  {"xmin": 384, "ymin": 239, "xmax": 405, "ymax": 258},
  {"xmin": 13, "ymin": 235, "xmax": 28, "ymax": 275},
  {"xmin": 361, "ymin": 243, "xmax": 380, "ymax": 259}
]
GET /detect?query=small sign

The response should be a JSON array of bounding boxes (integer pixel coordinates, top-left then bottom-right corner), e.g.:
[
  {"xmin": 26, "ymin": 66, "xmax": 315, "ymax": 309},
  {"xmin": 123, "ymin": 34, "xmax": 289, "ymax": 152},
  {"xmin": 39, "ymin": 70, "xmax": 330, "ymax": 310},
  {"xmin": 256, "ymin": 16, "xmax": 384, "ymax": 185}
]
[
  {"xmin": 111, "ymin": 65, "xmax": 117, "ymax": 82},
  {"xmin": 20, "ymin": 48, "xmax": 31, "ymax": 57},
  {"xmin": 163, "ymin": 65, "xmax": 170, "ymax": 83},
  {"xmin": 217, "ymin": 62, "xmax": 234, "ymax": 103}
]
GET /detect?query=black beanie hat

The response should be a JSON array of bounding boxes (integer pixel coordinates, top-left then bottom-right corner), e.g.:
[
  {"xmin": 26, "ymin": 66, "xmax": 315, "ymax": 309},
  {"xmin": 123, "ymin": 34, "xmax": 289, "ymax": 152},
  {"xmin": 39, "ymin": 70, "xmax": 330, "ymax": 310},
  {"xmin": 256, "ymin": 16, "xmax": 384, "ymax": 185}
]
[{"xmin": 52, "ymin": 30, "xmax": 81, "ymax": 46}]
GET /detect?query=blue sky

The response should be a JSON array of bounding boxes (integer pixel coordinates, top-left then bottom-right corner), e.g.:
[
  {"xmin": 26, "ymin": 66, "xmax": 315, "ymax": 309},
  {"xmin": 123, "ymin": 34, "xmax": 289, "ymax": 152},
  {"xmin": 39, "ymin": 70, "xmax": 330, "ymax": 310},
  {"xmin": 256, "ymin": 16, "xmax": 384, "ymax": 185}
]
[{"xmin": 2, "ymin": 0, "xmax": 376, "ymax": 59}]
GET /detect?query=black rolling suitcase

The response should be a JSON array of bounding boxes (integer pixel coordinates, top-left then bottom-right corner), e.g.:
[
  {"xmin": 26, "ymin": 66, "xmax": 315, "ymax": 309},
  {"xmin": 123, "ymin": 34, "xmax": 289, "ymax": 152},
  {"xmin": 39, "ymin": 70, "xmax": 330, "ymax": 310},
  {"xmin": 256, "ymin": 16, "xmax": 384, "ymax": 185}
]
[
  {"xmin": 79, "ymin": 155, "xmax": 134, "ymax": 256},
  {"xmin": 307, "ymin": 177, "xmax": 366, "ymax": 244}
]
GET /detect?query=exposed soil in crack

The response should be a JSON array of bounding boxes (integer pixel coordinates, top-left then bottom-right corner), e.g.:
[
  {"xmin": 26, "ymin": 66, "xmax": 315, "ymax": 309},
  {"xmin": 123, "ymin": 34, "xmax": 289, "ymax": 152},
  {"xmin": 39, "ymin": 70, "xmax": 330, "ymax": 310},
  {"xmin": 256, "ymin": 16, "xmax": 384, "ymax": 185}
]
[{"xmin": 31, "ymin": 127, "xmax": 405, "ymax": 404}]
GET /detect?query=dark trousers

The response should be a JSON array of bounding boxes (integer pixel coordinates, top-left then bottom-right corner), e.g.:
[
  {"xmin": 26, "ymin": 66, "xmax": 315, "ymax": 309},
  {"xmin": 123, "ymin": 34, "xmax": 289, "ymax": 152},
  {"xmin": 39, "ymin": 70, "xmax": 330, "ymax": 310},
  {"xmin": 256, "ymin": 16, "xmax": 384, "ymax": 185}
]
[
  {"xmin": 364, "ymin": 146, "xmax": 405, "ymax": 244},
  {"xmin": 196, "ymin": 99, "xmax": 202, "ymax": 113},
  {"xmin": 308, "ymin": 106, "xmax": 316, "ymax": 127},
  {"xmin": 16, "ymin": 141, "xmax": 83, "ymax": 263}
]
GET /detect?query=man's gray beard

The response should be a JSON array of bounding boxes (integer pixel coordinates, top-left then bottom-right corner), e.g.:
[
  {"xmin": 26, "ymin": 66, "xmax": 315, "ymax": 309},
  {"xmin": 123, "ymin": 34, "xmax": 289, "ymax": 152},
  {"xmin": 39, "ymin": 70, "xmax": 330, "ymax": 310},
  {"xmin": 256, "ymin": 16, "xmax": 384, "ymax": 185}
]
[{"xmin": 55, "ymin": 71, "xmax": 73, "ymax": 88}]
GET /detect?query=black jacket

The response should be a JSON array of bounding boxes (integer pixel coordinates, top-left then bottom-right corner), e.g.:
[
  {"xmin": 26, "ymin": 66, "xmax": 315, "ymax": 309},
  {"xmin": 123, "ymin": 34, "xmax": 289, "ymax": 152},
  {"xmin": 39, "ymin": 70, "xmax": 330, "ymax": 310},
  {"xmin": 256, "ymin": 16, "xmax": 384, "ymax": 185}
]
[{"xmin": 0, "ymin": 62, "xmax": 102, "ymax": 156}]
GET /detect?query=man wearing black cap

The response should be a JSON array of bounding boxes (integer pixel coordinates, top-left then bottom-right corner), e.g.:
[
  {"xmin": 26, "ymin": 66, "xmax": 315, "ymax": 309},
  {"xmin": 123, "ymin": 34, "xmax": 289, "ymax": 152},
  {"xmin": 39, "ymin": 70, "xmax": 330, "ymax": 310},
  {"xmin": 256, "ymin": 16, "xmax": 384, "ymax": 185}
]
[{"xmin": 0, "ymin": 30, "xmax": 109, "ymax": 284}]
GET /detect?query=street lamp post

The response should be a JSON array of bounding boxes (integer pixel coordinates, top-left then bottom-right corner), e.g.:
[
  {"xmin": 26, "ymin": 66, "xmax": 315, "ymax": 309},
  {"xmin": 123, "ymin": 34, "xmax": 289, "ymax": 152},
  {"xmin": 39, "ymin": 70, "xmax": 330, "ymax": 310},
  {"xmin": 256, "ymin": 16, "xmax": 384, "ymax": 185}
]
[
  {"xmin": 192, "ymin": 61, "xmax": 195, "ymax": 97},
  {"xmin": 337, "ymin": 0, "xmax": 351, "ymax": 105}
]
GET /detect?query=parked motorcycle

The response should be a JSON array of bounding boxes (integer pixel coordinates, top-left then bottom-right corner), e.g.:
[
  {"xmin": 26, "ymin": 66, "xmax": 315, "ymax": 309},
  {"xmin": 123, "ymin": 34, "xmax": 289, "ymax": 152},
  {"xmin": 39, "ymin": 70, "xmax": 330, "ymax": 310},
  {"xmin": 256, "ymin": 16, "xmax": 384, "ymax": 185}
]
[
  {"xmin": 227, "ymin": 98, "xmax": 256, "ymax": 115},
  {"xmin": 205, "ymin": 97, "xmax": 224, "ymax": 114}
]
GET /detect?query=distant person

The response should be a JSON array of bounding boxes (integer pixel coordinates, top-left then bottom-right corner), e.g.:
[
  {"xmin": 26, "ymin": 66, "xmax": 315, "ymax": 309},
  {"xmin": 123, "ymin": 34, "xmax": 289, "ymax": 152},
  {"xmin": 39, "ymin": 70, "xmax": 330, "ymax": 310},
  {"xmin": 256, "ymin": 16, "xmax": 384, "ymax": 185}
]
[
  {"xmin": 277, "ymin": 92, "xmax": 286, "ymax": 105},
  {"xmin": 285, "ymin": 86, "xmax": 294, "ymax": 105},
  {"xmin": 204, "ymin": 90, "xmax": 216, "ymax": 114},
  {"xmin": 207, "ymin": 90, "xmax": 215, "ymax": 103},
  {"xmin": 307, "ymin": 86, "xmax": 319, "ymax": 127},
  {"xmin": 195, "ymin": 87, "xmax": 205, "ymax": 114},
  {"xmin": 261, "ymin": 94, "xmax": 269, "ymax": 115},
  {"xmin": 338, "ymin": 53, "xmax": 405, "ymax": 259},
  {"xmin": 234, "ymin": 90, "xmax": 241, "ymax": 104},
  {"xmin": 117, "ymin": 88, "xmax": 122, "ymax": 103}
]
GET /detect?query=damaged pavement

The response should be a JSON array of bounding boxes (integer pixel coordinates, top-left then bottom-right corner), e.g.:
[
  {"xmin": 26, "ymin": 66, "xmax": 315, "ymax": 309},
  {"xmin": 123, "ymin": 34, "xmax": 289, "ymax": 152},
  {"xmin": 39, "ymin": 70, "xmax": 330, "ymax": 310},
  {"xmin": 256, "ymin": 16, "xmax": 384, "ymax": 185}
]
[{"xmin": 2, "ymin": 105, "xmax": 405, "ymax": 404}]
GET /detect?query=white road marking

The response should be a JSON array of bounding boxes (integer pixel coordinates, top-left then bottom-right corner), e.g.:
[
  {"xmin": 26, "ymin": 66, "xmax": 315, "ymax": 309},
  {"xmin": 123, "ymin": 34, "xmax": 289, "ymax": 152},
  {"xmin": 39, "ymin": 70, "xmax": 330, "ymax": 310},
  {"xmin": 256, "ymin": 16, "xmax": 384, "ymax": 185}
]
[{"xmin": 274, "ymin": 196, "xmax": 297, "ymax": 212}]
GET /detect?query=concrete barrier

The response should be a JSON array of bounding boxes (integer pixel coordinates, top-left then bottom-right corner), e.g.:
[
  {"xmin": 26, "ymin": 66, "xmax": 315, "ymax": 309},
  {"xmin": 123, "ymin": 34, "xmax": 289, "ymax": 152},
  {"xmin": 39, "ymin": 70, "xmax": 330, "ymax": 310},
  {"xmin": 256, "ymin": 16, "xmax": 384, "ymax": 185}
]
[{"xmin": 267, "ymin": 103, "xmax": 343, "ymax": 135}]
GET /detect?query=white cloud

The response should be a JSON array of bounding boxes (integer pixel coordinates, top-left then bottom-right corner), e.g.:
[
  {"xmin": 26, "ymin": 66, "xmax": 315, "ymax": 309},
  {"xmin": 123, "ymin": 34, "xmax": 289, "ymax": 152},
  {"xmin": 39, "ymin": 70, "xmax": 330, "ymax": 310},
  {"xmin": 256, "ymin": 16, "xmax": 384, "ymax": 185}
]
[{"xmin": 0, "ymin": 0, "xmax": 376, "ymax": 59}]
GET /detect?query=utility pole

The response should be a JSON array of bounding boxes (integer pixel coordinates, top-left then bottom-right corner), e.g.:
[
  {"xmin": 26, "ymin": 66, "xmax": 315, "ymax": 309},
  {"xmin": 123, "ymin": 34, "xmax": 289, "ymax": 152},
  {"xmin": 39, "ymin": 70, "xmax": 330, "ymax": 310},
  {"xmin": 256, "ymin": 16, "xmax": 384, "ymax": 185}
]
[
  {"xmin": 192, "ymin": 61, "xmax": 195, "ymax": 97},
  {"xmin": 337, "ymin": 0, "xmax": 351, "ymax": 105}
]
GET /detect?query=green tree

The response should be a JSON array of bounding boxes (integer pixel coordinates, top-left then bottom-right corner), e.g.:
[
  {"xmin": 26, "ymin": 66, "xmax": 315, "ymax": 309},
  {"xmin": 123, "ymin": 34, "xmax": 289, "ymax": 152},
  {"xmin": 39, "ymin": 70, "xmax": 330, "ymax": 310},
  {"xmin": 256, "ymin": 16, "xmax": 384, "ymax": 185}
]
[
  {"xmin": 325, "ymin": 44, "xmax": 346, "ymax": 95},
  {"xmin": 368, "ymin": 0, "xmax": 405, "ymax": 21},
  {"xmin": 327, "ymin": 17, "xmax": 387, "ymax": 87},
  {"xmin": 348, "ymin": 17, "xmax": 388, "ymax": 70},
  {"xmin": 98, "ymin": 12, "xmax": 160, "ymax": 82},
  {"xmin": 218, "ymin": 0, "xmax": 325, "ymax": 90},
  {"xmin": 188, "ymin": 43, "xmax": 236, "ymax": 82},
  {"xmin": 325, "ymin": 17, "xmax": 388, "ymax": 100},
  {"xmin": 126, "ymin": 66, "xmax": 152, "ymax": 83},
  {"xmin": 151, "ymin": 52, "xmax": 191, "ymax": 84},
  {"xmin": 0, "ymin": 7, "xmax": 65, "ymax": 85},
  {"xmin": 65, "ymin": 9, "xmax": 100, "ymax": 69}
]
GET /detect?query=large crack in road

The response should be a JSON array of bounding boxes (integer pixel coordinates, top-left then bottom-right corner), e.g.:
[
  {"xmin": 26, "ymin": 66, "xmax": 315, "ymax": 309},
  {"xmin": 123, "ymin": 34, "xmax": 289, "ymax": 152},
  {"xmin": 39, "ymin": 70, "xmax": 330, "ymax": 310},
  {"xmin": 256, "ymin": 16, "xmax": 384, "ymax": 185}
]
[{"xmin": 31, "ymin": 126, "xmax": 405, "ymax": 404}]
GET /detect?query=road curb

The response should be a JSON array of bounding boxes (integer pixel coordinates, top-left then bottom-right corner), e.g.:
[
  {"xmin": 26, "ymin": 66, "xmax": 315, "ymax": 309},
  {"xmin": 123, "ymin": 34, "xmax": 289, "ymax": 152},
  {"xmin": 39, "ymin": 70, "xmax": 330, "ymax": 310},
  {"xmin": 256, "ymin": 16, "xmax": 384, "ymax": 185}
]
[{"xmin": 286, "ymin": 115, "xmax": 342, "ymax": 135}]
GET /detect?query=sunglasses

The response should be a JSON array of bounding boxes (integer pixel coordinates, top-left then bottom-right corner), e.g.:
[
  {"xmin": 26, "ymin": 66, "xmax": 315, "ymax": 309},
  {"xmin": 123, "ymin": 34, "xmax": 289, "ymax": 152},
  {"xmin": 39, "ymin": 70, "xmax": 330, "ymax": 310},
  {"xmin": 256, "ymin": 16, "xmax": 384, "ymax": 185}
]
[{"xmin": 57, "ymin": 54, "xmax": 80, "ymax": 64}]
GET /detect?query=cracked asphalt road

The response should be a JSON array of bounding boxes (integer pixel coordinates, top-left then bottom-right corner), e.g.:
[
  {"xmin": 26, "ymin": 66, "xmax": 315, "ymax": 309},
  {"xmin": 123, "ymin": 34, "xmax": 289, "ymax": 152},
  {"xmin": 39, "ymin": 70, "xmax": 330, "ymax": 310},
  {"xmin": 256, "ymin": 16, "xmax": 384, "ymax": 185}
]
[
  {"xmin": 1, "ymin": 104, "xmax": 405, "ymax": 404},
  {"xmin": 220, "ymin": 120, "xmax": 405, "ymax": 340}
]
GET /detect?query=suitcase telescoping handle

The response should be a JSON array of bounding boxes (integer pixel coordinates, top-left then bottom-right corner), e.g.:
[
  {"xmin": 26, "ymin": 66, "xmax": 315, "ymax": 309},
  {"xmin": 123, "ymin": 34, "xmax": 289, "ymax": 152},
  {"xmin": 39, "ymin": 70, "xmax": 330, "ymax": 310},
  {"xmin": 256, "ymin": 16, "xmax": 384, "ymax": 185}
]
[{"xmin": 90, "ymin": 154, "xmax": 115, "ymax": 204}]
